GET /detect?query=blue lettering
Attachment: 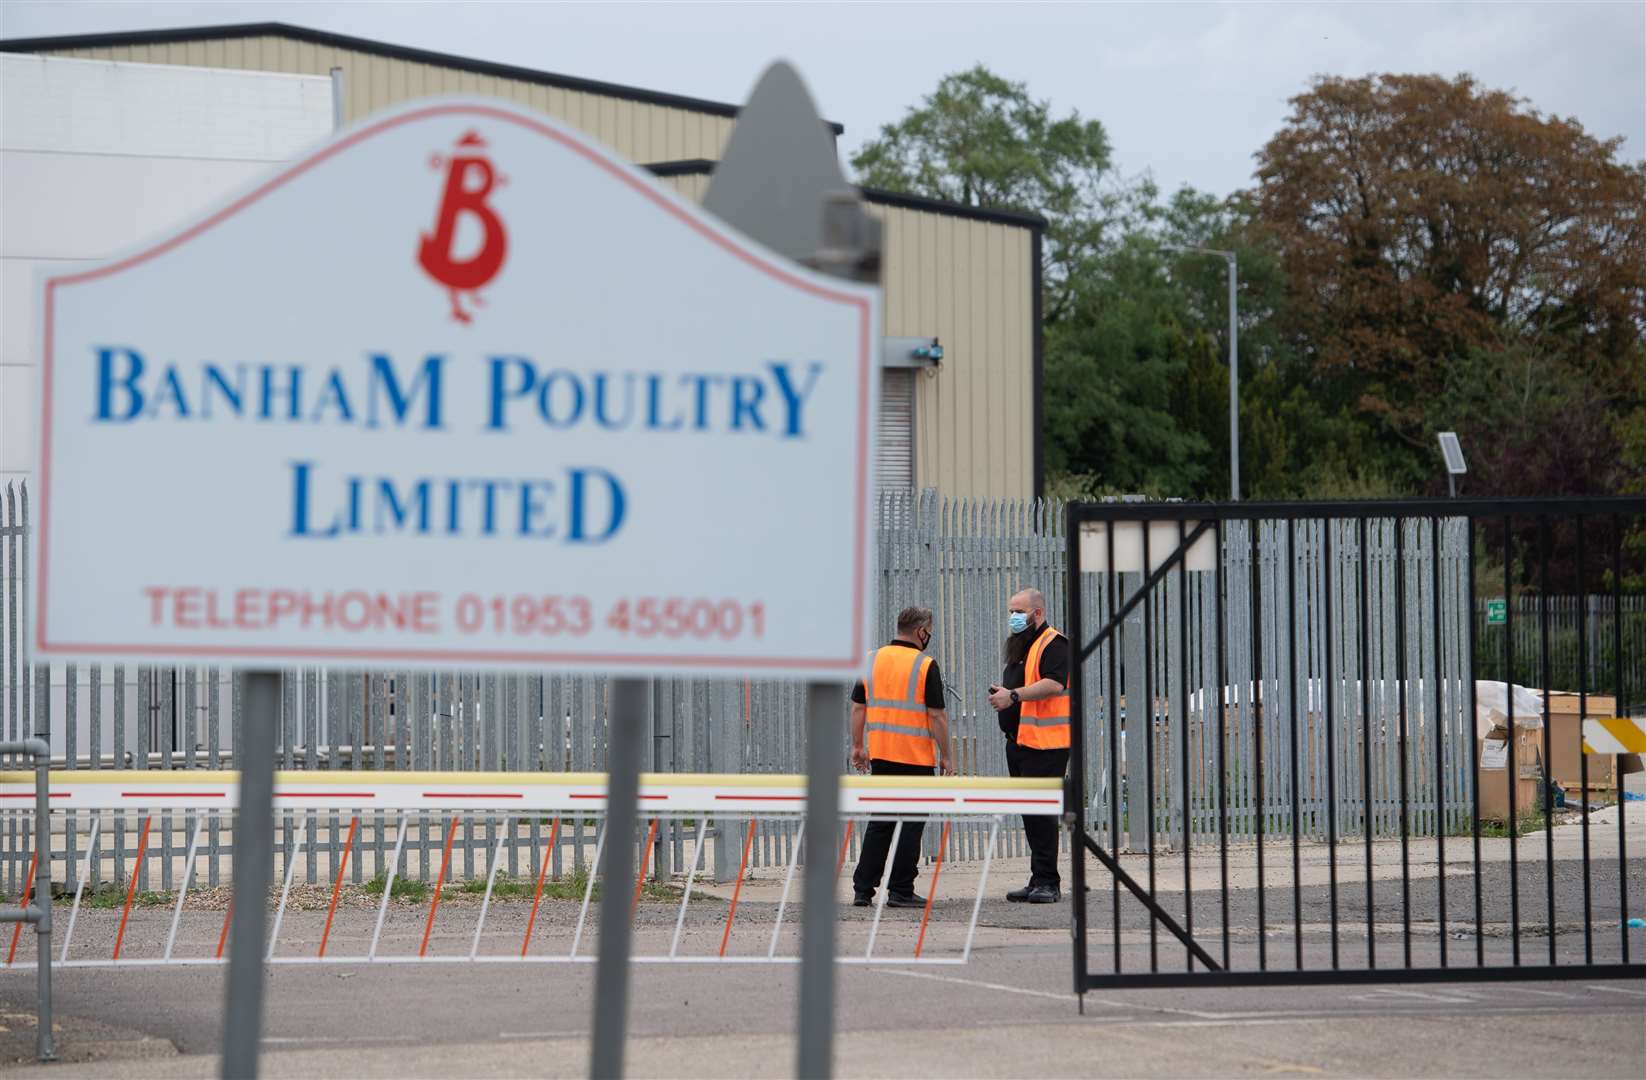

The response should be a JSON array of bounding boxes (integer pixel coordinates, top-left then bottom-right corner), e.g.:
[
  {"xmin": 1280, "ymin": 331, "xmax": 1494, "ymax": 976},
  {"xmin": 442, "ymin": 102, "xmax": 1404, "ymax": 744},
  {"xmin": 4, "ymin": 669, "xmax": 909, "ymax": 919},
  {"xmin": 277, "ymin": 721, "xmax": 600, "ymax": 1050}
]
[
  {"xmin": 310, "ymin": 370, "xmax": 354, "ymax": 423},
  {"xmin": 467, "ymin": 478, "xmax": 505, "ymax": 534},
  {"xmin": 568, "ymin": 467, "xmax": 626, "ymax": 543},
  {"xmin": 537, "ymin": 371, "xmax": 584, "ymax": 429},
  {"xmin": 645, "ymin": 374, "xmax": 683, "ymax": 431},
  {"xmin": 288, "ymin": 460, "xmax": 340, "ymax": 538},
  {"xmin": 94, "ymin": 346, "xmax": 145, "ymax": 421},
  {"xmin": 768, "ymin": 361, "xmax": 823, "ymax": 438},
  {"xmin": 260, "ymin": 367, "xmax": 302, "ymax": 421},
  {"xmin": 591, "ymin": 372, "xmax": 635, "ymax": 430},
  {"xmin": 145, "ymin": 366, "xmax": 191, "ymax": 418},
  {"xmin": 367, "ymin": 354, "xmax": 444, "ymax": 429},
  {"xmin": 375, "ymin": 479, "xmax": 431, "ymax": 533},
  {"xmin": 486, "ymin": 356, "xmax": 535, "ymax": 431},
  {"xmin": 519, "ymin": 480, "xmax": 556, "ymax": 537},
  {"xmin": 202, "ymin": 364, "xmax": 245, "ymax": 419},
  {"xmin": 682, "ymin": 374, "xmax": 724, "ymax": 431},
  {"xmin": 730, "ymin": 375, "xmax": 766, "ymax": 431}
]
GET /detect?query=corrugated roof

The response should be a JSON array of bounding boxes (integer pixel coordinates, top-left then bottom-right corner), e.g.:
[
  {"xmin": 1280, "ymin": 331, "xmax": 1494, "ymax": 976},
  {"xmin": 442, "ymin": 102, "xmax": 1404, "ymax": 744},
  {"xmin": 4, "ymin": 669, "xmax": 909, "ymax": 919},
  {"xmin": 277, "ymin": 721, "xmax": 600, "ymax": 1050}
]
[{"xmin": 0, "ymin": 21, "xmax": 845, "ymax": 134}]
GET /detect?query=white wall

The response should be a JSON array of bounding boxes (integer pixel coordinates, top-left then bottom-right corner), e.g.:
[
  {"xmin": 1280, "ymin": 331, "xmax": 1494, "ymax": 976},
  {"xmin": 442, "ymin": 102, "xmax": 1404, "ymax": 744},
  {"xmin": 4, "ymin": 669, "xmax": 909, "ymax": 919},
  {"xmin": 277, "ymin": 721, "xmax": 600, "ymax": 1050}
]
[
  {"xmin": 0, "ymin": 55, "xmax": 333, "ymax": 755},
  {"xmin": 0, "ymin": 54, "xmax": 334, "ymax": 491}
]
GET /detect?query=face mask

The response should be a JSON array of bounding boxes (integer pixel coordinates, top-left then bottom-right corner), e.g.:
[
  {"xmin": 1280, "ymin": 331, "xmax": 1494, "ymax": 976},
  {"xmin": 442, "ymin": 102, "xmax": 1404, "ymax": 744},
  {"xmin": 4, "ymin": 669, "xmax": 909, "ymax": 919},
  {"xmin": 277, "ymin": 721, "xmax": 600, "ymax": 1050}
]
[{"xmin": 1008, "ymin": 612, "xmax": 1030, "ymax": 635}]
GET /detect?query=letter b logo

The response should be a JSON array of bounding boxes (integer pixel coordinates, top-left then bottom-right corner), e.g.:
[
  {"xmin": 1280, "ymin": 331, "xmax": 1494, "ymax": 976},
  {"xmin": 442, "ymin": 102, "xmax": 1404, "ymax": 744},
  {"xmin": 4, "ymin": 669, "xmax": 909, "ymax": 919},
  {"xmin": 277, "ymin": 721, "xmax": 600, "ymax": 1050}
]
[{"xmin": 418, "ymin": 131, "xmax": 508, "ymax": 324}]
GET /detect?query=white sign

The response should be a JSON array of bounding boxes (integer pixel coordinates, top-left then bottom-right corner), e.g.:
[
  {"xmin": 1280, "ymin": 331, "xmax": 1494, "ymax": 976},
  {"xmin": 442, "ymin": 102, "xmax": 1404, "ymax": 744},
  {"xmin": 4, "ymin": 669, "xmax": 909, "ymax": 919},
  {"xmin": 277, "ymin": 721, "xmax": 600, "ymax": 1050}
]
[{"xmin": 33, "ymin": 98, "xmax": 880, "ymax": 676}]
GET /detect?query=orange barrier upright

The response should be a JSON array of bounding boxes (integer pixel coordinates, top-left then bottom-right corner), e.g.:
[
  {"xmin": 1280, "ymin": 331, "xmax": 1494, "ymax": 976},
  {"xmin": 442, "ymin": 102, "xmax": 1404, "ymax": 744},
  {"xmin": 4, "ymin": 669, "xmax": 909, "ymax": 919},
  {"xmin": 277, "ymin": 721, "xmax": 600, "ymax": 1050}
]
[
  {"xmin": 317, "ymin": 816, "xmax": 359, "ymax": 958},
  {"xmin": 521, "ymin": 816, "xmax": 562, "ymax": 957},
  {"xmin": 112, "ymin": 816, "xmax": 153, "ymax": 961},
  {"xmin": 914, "ymin": 820, "xmax": 952, "ymax": 958},
  {"xmin": 631, "ymin": 818, "xmax": 659, "ymax": 919},
  {"xmin": 834, "ymin": 819, "xmax": 855, "ymax": 880},
  {"xmin": 5, "ymin": 848, "xmax": 38, "ymax": 965},
  {"xmin": 418, "ymin": 818, "xmax": 460, "ymax": 958},
  {"xmin": 215, "ymin": 898, "xmax": 235, "ymax": 960},
  {"xmin": 718, "ymin": 818, "xmax": 758, "ymax": 957}
]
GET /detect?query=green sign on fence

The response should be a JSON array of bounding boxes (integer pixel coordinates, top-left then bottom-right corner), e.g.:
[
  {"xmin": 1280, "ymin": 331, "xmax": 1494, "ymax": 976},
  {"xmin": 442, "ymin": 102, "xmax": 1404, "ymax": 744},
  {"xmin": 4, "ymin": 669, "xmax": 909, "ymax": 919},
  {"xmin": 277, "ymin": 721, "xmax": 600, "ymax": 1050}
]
[{"xmin": 1487, "ymin": 598, "xmax": 1507, "ymax": 625}]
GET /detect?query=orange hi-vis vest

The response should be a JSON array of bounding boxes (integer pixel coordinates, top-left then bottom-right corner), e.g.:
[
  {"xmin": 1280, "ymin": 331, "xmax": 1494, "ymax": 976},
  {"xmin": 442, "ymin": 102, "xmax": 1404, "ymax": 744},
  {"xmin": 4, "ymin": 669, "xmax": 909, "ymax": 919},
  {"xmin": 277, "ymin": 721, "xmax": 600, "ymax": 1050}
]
[
  {"xmin": 864, "ymin": 645, "xmax": 937, "ymax": 767},
  {"xmin": 1016, "ymin": 625, "xmax": 1070, "ymax": 750}
]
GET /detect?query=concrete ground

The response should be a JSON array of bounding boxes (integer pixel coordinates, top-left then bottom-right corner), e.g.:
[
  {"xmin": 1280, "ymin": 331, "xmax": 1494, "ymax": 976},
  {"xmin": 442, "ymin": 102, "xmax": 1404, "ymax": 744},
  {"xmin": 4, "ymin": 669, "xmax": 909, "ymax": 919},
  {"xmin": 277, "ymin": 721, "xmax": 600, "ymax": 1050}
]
[{"xmin": 0, "ymin": 785, "xmax": 1642, "ymax": 1076}]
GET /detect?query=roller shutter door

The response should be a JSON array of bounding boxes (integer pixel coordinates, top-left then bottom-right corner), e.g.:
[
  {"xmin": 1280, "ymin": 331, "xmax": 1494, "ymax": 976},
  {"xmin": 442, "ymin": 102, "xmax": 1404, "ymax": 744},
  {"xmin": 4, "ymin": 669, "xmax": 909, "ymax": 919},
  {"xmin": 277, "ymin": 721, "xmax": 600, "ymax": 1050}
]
[{"xmin": 877, "ymin": 369, "xmax": 915, "ymax": 491}]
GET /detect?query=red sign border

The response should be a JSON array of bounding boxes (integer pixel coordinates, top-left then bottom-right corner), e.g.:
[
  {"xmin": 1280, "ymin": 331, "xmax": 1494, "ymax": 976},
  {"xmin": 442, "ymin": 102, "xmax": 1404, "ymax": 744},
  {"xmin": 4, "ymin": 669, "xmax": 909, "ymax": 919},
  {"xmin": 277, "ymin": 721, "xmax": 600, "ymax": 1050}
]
[{"xmin": 35, "ymin": 102, "xmax": 874, "ymax": 672}]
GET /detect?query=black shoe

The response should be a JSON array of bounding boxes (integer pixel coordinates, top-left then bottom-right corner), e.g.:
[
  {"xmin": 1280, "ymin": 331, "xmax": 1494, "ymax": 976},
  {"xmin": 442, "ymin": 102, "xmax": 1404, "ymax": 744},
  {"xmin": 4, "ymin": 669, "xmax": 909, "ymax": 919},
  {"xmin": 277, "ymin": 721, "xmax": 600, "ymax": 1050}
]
[
  {"xmin": 1006, "ymin": 883, "xmax": 1035, "ymax": 903},
  {"xmin": 853, "ymin": 892, "xmax": 873, "ymax": 907},
  {"xmin": 885, "ymin": 892, "xmax": 927, "ymax": 908},
  {"xmin": 1024, "ymin": 884, "xmax": 1061, "ymax": 904}
]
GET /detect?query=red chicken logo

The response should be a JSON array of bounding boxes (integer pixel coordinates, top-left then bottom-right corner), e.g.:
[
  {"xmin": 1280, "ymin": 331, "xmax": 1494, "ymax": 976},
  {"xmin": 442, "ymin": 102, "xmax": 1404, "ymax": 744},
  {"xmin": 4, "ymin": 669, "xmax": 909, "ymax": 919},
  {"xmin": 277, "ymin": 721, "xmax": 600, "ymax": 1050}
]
[{"xmin": 418, "ymin": 131, "xmax": 508, "ymax": 324}]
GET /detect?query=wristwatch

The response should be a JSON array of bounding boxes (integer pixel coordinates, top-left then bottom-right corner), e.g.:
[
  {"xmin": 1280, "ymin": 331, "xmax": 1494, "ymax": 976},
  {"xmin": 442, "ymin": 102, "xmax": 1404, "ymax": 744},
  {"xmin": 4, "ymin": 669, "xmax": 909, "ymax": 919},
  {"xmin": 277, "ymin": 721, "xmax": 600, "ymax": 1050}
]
[{"xmin": 1009, "ymin": 689, "xmax": 1020, "ymax": 705}]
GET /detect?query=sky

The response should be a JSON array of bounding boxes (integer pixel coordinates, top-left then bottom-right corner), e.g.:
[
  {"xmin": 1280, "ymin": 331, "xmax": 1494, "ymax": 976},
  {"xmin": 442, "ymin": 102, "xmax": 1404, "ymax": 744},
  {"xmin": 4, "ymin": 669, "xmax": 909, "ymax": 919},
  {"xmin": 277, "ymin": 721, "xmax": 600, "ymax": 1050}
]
[{"xmin": 3, "ymin": 1, "xmax": 1642, "ymax": 198}]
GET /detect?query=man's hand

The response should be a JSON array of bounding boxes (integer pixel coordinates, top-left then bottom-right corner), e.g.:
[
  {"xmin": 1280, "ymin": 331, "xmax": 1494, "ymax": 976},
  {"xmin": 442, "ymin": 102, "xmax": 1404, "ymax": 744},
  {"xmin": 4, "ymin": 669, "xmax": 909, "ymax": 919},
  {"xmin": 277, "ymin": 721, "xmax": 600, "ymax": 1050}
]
[
  {"xmin": 850, "ymin": 745, "xmax": 870, "ymax": 773},
  {"xmin": 987, "ymin": 684, "xmax": 1015, "ymax": 711},
  {"xmin": 939, "ymin": 756, "xmax": 956, "ymax": 777}
]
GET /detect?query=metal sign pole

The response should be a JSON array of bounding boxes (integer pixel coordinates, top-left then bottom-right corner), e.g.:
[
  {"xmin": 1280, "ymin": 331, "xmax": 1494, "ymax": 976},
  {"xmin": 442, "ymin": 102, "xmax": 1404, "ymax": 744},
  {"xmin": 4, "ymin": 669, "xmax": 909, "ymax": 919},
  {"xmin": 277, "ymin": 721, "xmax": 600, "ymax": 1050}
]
[
  {"xmin": 589, "ymin": 677, "xmax": 648, "ymax": 1078},
  {"xmin": 797, "ymin": 682, "xmax": 845, "ymax": 1077},
  {"xmin": 221, "ymin": 670, "xmax": 278, "ymax": 1080},
  {"xmin": 702, "ymin": 63, "xmax": 881, "ymax": 1080},
  {"xmin": 223, "ymin": 70, "xmax": 345, "ymax": 1080}
]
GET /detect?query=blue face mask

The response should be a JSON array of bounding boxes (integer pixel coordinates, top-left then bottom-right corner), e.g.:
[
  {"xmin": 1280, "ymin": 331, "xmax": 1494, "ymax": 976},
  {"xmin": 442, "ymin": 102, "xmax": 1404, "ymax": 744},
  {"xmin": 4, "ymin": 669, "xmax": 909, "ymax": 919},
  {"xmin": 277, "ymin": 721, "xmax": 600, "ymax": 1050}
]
[{"xmin": 1008, "ymin": 612, "xmax": 1030, "ymax": 635}]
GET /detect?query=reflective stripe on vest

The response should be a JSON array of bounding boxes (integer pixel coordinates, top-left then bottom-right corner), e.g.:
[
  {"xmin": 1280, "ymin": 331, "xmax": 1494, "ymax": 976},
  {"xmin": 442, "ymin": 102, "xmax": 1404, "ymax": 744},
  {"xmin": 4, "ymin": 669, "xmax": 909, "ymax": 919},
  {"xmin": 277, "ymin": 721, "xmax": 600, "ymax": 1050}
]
[
  {"xmin": 1017, "ymin": 625, "xmax": 1070, "ymax": 750},
  {"xmin": 864, "ymin": 645, "xmax": 936, "ymax": 767}
]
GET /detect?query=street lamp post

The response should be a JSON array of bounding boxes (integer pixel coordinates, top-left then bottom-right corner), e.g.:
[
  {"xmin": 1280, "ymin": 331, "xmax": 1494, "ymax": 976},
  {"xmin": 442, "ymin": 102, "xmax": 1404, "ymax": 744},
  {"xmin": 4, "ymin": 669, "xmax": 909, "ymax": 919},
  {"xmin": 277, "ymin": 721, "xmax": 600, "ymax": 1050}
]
[{"xmin": 1165, "ymin": 246, "xmax": 1239, "ymax": 502}]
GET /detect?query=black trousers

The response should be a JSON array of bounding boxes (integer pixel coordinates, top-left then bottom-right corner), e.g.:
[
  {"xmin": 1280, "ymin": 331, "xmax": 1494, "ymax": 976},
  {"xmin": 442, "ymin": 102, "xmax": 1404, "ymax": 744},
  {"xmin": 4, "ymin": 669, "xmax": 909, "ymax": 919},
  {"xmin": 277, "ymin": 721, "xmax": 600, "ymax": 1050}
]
[
  {"xmin": 1006, "ymin": 739, "xmax": 1070, "ymax": 888},
  {"xmin": 851, "ymin": 759, "xmax": 931, "ymax": 897}
]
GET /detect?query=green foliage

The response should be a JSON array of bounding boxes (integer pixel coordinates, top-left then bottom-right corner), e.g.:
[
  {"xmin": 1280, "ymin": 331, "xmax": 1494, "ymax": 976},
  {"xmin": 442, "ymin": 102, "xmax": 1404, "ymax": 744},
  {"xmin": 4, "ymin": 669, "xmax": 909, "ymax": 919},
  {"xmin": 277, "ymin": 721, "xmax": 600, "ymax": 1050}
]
[
  {"xmin": 851, "ymin": 64, "xmax": 1140, "ymax": 323},
  {"xmin": 363, "ymin": 870, "xmax": 430, "ymax": 903},
  {"xmin": 867, "ymin": 65, "xmax": 1645, "ymax": 538},
  {"xmin": 453, "ymin": 867, "xmax": 688, "ymax": 903},
  {"xmin": 78, "ymin": 882, "xmax": 171, "ymax": 909}
]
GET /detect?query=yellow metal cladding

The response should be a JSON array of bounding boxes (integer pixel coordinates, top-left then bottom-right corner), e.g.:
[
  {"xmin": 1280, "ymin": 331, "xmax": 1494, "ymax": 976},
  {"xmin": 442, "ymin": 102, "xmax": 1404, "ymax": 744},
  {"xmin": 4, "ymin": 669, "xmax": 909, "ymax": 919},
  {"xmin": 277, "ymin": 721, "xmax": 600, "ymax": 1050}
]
[
  {"xmin": 44, "ymin": 36, "xmax": 734, "ymax": 163},
  {"xmin": 41, "ymin": 34, "xmax": 1038, "ymax": 499},
  {"xmin": 874, "ymin": 204, "xmax": 1035, "ymax": 498}
]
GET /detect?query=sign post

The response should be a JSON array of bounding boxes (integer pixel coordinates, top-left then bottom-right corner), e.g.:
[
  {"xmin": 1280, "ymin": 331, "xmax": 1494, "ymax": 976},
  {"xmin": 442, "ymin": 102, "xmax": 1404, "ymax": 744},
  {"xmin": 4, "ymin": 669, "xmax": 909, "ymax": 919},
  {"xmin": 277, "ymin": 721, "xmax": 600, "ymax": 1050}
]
[
  {"xmin": 220, "ymin": 671, "xmax": 279, "ymax": 1078},
  {"xmin": 1487, "ymin": 599, "xmax": 1507, "ymax": 626},
  {"xmin": 703, "ymin": 64, "xmax": 882, "ymax": 1080},
  {"xmin": 35, "ymin": 78, "xmax": 879, "ymax": 1079}
]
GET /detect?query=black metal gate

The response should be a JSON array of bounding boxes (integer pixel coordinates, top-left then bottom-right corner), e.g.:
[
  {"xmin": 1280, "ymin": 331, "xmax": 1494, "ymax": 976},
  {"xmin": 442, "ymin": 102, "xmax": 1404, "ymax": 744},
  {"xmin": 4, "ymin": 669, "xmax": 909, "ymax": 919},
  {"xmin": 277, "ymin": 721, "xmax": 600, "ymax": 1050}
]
[{"xmin": 1064, "ymin": 497, "xmax": 1646, "ymax": 992}]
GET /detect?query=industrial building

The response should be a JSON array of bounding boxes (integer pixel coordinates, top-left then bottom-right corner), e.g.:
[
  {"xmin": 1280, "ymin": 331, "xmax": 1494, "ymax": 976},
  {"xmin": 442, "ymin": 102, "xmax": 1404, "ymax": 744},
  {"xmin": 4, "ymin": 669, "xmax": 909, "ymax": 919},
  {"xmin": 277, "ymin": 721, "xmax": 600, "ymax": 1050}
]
[{"xmin": 2, "ymin": 22, "xmax": 1045, "ymax": 498}]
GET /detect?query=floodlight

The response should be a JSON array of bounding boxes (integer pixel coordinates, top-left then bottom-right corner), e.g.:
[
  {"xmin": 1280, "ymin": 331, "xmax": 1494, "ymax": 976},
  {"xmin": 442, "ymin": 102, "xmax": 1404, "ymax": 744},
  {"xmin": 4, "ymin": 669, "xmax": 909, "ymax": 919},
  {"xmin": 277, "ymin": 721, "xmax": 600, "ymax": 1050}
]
[{"xmin": 1438, "ymin": 432, "xmax": 1466, "ymax": 497}]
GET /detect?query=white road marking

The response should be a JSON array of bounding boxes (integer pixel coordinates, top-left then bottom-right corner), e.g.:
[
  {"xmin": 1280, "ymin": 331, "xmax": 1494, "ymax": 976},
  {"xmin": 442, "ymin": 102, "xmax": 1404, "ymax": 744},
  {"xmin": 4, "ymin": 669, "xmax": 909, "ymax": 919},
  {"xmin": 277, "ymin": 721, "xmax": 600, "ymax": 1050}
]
[
  {"xmin": 497, "ymin": 1030, "xmax": 585, "ymax": 1040},
  {"xmin": 871, "ymin": 968, "xmax": 1092, "ymax": 1005},
  {"xmin": 1489, "ymin": 986, "xmax": 1579, "ymax": 999},
  {"xmin": 871, "ymin": 969, "xmax": 1635, "ymax": 1026},
  {"xmin": 1347, "ymin": 988, "xmax": 1478, "ymax": 1004},
  {"xmin": 1586, "ymin": 984, "xmax": 1646, "ymax": 998},
  {"xmin": 262, "ymin": 1035, "xmax": 406, "ymax": 1046}
]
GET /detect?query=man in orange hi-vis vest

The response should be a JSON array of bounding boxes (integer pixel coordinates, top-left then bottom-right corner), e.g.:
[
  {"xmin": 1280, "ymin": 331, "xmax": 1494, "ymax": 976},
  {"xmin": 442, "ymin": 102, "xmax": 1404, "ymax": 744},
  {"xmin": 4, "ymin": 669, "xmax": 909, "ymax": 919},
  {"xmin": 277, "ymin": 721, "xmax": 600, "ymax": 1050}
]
[
  {"xmin": 988, "ymin": 587, "xmax": 1070, "ymax": 904},
  {"xmin": 849, "ymin": 606, "xmax": 954, "ymax": 908}
]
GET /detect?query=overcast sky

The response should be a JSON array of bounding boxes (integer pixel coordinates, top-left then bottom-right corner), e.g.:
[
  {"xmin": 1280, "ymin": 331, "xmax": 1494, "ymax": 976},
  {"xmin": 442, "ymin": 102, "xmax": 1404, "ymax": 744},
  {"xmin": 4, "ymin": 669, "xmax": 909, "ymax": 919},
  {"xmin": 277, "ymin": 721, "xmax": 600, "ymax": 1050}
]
[{"xmin": 4, "ymin": 1, "xmax": 1641, "ymax": 197}]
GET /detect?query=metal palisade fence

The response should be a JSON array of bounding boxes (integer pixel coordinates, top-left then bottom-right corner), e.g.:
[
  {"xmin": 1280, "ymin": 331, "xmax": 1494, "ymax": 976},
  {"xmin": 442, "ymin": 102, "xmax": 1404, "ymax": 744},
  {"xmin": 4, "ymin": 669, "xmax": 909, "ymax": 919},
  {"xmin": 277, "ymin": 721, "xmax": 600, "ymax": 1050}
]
[
  {"xmin": 1474, "ymin": 596, "xmax": 1646, "ymax": 695},
  {"xmin": 3, "ymin": 482, "xmax": 1640, "ymax": 892}
]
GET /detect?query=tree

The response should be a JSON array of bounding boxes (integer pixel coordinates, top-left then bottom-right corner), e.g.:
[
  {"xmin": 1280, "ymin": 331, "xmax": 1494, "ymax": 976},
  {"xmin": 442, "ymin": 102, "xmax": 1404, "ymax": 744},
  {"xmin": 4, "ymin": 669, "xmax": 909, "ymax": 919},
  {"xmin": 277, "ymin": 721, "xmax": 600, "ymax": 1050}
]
[
  {"xmin": 851, "ymin": 65, "xmax": 1137, "ymax": 323},
  {"xmin": 1043, "ymin": 236, "xmax": 1215, "ymax": 495},
  {"xmin": 1254, "ymin": 74, "xmax": 1646, "ymax": 486}
]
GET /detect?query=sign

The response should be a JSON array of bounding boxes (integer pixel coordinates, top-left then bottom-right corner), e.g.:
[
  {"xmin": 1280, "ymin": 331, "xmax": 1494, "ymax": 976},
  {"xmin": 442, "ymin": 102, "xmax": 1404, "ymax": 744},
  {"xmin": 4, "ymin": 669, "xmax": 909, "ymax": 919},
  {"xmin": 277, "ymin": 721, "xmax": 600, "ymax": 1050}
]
[
  {"xmin": 1486, "ymin": 599, "xmax": 1507, "ymax": 626},
  {"xmin": 33, "ymin": 98, "xmax": 880, "ymax": 676}
]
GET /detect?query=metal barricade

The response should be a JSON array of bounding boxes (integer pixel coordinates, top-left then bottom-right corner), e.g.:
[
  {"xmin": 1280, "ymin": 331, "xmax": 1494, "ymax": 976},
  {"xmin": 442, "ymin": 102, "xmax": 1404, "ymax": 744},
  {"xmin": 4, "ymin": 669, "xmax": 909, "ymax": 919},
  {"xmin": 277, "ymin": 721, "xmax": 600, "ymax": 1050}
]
[{"xmin": 0, "ymin": 770, "xmax": 1057, "ymax": 970}]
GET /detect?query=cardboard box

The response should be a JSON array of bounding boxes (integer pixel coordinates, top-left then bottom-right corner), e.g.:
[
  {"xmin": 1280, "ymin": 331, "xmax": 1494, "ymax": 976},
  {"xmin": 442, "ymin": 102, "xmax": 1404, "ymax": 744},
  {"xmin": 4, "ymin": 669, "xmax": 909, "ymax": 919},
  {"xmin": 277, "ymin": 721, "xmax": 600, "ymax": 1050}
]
[
  {"xmin": 1478, "ymin": 726, "xmax": 1544, "ymax": 823},
  {"xmin": 1539, "ymin": 692, "xmax": 1618, "ymax": 792}
]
